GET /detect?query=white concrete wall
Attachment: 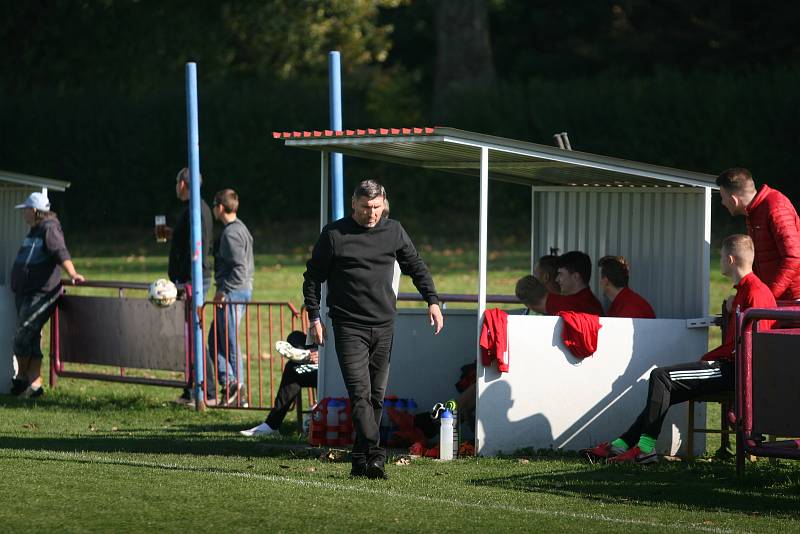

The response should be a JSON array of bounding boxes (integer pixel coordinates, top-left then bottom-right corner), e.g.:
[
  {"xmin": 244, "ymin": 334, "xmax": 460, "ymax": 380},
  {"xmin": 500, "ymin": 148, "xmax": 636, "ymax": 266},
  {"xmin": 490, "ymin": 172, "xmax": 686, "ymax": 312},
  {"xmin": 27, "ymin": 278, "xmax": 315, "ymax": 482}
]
[
  {"xmin": 476, "ymin": 315, "xmax": 708, "ymax": 456},
  {"xmin": 318, "ymin": 309, "xmax": 708, "ymax": 457},
  {"xmin": 318, "ymin": 309, "xmax": 477, "ymax": 413}
]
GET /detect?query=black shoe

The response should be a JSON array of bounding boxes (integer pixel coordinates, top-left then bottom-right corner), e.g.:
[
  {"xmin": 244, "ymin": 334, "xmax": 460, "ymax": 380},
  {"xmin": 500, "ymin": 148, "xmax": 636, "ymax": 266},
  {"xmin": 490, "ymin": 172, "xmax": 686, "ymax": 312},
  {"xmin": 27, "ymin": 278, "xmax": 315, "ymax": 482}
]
[
  {"xmin": 350, "ymin": 463, "xmax": 367, "ymax": 478},
  {"xmin": 366, "ymin": 459, "xmax": 388, "ymax": 480},
  {"xmin": 11, "ymin": 378, "xmax": 29, "ymax": 396},
  {"xmin": 20, "ymin": 385, "xmax": 44, "ymax": 399},
  {"xmin": 350, "ymin": 452, "xmax": 367, "ymax": 478}
]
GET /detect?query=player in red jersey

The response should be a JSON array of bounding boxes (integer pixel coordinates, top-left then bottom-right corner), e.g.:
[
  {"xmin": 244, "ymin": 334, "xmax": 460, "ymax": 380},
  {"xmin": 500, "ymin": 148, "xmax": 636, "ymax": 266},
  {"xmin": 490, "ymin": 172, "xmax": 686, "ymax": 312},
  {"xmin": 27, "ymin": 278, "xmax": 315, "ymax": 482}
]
[
  {"xmin": 598, "ymin": 255, "xmax": 655, "ymax": 318},
  {"xmin": 582, "ymin": 235, "xmax": 775, "ymax": 464},
  {"xmin": 517, "ymin": 251, "xmax": 603, "ymax": 315}
]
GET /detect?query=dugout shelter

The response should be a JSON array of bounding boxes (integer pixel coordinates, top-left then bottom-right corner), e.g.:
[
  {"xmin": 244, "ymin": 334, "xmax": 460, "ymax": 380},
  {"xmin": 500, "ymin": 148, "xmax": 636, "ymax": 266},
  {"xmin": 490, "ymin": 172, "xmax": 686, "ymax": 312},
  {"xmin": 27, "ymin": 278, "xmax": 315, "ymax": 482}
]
[
  {"xmin": 0, "ymin": 170, "xmax": 70, "ymax": 394},
  {"xmin": 273, "ymin": 127, "xmax": 717, "ymax": 457}
]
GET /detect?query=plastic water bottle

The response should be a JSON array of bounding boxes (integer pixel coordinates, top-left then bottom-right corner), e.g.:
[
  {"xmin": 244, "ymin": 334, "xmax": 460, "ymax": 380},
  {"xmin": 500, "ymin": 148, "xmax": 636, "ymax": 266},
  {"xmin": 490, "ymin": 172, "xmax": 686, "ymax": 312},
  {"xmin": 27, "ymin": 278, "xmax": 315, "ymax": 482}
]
[
  {"xmin": 445, "ymin": 399, "xmax": 459, "ymax": 458},
  {"xmin": 439, "ymin": 409, "xmax": 454, "ymax": 460}
]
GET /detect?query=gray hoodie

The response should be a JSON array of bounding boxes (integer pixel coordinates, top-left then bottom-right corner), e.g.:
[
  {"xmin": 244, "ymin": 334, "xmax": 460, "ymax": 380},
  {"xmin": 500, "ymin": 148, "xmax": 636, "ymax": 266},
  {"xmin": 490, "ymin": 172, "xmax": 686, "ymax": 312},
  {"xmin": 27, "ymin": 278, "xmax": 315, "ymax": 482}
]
[{"xmin": 213, "ymin": 218, "xmax": 254, "ymax": 292}]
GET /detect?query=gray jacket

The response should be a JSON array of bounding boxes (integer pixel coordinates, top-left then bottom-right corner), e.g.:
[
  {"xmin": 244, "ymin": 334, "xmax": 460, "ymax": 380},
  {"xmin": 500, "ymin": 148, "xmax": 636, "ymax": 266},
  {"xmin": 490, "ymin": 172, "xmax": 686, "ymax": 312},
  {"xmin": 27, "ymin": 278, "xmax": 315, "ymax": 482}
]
[{"xmin": 213, "ymin": 218, "xmax": 254, "ymax": 292}]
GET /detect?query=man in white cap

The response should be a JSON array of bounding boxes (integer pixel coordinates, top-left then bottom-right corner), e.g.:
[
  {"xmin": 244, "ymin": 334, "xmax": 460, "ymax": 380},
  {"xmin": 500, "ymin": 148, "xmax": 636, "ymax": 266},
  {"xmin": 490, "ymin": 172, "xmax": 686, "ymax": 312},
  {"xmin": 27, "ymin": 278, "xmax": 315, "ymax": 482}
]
[{"xmin": 10, "ymin": 192, "xmax": 83, "ymax": 397}]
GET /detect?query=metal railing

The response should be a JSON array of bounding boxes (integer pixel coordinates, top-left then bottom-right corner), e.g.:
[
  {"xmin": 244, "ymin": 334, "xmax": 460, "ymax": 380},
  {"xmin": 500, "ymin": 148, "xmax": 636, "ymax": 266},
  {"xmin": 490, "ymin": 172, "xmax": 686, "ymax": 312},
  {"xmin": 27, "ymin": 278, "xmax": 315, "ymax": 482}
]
[
  {"xmin": 734, "ymin": 305, "xmax": 800, "ymax": 474},
  {"xmin": 50, "ymin": 280, "xmax": 189, "ymax": 388},
  {"xmin": 397, "ymin": 292, "xmax": 521, "ymax": 305},
  {"xmin": 50, "ymin": 280, "xmax": 314, "ymax": 419},
  {"xmin": 198, "ymin": 299, "xmax": 315, "ymax": 412}
]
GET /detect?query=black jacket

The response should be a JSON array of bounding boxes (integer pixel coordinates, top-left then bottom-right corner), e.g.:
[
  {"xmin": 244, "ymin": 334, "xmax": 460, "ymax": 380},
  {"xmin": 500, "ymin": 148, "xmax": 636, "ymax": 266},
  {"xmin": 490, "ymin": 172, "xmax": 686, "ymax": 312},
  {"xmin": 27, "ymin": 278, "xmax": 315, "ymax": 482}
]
[
  {"xmin": 303, "ymin": 217, "xmax": 438, "ymax": 325},
  {"xmin": 168, "ymin": 199, "xmax": 213, "ymax": 284},
  {"xmin": 11, "ymin": 218, "xmax": 71, "ymax": 296}
]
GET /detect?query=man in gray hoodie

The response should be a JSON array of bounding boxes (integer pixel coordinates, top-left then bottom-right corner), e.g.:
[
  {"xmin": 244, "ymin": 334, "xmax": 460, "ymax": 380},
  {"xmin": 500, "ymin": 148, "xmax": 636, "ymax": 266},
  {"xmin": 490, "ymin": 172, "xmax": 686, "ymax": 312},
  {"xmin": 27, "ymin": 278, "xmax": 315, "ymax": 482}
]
[{"xmin": 207, "ymin": 188, "xmax": 254, "ymax": 406}]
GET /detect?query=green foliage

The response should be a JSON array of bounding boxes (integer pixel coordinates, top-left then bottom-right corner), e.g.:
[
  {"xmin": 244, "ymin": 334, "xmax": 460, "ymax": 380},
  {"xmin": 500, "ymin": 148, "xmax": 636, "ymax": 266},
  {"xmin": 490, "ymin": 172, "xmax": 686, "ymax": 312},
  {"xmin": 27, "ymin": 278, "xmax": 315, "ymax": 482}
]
[
  {"xmin": 0, "ymin": 0, "xmax": 402, "ymax": 95},
  {"xmin": 4, "ymin": 65, "xmax": 798, "ymax": 245}
]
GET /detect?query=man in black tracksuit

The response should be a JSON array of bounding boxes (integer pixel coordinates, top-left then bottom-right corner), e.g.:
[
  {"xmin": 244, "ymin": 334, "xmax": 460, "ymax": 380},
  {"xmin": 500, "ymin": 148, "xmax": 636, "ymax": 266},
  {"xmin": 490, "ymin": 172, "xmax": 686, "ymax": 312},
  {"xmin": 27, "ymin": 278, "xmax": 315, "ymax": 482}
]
[{"xmin": 303, "ymin": 179, "xmax": 444, "ymax": 479}]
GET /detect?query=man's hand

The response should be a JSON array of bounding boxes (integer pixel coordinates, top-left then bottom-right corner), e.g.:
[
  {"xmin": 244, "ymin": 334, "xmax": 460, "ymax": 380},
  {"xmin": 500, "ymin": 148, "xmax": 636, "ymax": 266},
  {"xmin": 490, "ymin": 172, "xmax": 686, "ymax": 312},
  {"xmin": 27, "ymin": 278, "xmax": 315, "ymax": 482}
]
[
  {"xmin": 310, "ymin": 320, "xmax": 326, "ymax": 345},
  {"xmin": 62, "ymin": 260, "xmax": 84, "ymax": 285},
  {"xmin": 156, "ymin": 225, "xmax": 173, "ymax": 241},
  {"xmin": 308, "ymin": 350, "xmax": 320, "ymax": 364},
  {"xmin": 428, "ymin": 303, "xmax": 444, "ymax": 334},
  {"xmin": 213, "ymin": 291, "xmax": 226, "ymax": 308}
]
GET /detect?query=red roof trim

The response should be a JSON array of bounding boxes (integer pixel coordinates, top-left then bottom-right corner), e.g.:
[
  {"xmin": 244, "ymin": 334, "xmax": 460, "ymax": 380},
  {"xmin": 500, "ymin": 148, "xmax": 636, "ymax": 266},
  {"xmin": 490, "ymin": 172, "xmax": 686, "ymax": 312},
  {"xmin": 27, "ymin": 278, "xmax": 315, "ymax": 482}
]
[{"xmin": 271, "ymin": 127, "xmax": 438, "ymax": 140}]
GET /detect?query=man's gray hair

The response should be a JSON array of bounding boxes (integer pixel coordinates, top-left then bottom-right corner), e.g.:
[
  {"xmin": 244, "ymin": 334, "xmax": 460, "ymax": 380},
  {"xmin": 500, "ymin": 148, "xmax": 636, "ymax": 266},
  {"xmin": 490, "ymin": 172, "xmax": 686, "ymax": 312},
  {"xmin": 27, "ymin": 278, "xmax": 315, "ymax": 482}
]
[
  {"xmin": 352, "ymin": 179, "xmax": 386, "ymax": 200},
  {"xmin": 176, "ymin": 167, "xmax": 202, "ymax": 185}
]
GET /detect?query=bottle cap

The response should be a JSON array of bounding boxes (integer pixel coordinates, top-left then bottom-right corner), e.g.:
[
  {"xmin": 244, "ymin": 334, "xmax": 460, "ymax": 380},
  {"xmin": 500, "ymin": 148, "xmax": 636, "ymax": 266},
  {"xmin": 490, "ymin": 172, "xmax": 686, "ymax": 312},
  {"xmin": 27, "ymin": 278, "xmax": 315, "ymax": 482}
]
[{"xmin": 441, "ymin": 409, "xmax": 453, "ymax": 419}]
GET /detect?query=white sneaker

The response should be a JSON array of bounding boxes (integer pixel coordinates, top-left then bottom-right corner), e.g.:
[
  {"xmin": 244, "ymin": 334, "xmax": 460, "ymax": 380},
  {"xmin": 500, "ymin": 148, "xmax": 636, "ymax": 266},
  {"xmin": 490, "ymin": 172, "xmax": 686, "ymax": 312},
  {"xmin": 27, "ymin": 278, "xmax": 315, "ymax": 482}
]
[{"xmin": 240, "ymin": 422, "xmax": 276, "ymax": 437}]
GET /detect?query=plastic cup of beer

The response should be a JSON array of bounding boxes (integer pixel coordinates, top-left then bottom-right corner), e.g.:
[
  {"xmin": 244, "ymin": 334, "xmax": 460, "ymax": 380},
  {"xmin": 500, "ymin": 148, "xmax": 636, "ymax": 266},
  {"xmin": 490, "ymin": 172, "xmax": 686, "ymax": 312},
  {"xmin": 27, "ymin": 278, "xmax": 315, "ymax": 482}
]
[{"xmin": 155, "ymin": 215, "xmax": 167, "ymax": 243}]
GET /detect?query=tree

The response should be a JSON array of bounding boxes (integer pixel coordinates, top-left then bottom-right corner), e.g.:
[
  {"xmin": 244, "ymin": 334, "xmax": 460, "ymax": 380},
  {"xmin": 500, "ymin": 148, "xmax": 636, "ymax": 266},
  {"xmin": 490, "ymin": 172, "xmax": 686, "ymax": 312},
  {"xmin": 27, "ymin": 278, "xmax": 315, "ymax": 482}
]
[{"xmin": 432, "ymin": 0, "xmax": 496, "ymax": 119}]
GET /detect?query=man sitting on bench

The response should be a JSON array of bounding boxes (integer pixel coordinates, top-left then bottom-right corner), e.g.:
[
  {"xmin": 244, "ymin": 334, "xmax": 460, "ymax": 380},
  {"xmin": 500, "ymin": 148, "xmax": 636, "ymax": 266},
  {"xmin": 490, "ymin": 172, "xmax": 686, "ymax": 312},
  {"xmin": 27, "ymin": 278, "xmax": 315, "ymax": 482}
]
[
  {"xmin": 598, "ymin": 255, "xmax": 655, "ymax": 318},
  {"xmin": 240, "ymin": 331, "xmax": 317, "ymax": 437},
  {"xmin": 582, "ymin": 234, "xmax": 775, "ymax": 464},
  {"xmin": 516, "ymin": 251, "xmax": 604, "ymax": 316}
]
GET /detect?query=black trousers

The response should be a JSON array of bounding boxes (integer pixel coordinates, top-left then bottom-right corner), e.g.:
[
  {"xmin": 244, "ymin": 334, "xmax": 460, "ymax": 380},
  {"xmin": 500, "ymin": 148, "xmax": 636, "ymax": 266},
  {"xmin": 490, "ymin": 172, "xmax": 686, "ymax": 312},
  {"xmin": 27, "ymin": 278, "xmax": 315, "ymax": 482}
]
[
  {"xmin": 14, "ymin": 287, "xmax": 61, "ymax": 359},
  {"xmin": 265, "ymin": 362, "xmax": 318, "ymax": 429},
  {"xmin": 619, "ymin": 360, "xmax": 734, "ymax": 446},
  {"xmin": 332, "ymin": 321, "xmax": 394, "ymax": 464}
]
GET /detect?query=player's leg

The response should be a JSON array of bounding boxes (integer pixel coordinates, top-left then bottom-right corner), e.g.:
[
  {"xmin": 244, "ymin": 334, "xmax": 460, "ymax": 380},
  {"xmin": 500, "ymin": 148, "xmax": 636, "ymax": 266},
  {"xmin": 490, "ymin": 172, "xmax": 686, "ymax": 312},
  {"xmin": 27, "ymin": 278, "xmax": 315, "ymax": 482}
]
[{"xmin": 332, "ymin": 322, "xmax": 374, "ymax": 477}]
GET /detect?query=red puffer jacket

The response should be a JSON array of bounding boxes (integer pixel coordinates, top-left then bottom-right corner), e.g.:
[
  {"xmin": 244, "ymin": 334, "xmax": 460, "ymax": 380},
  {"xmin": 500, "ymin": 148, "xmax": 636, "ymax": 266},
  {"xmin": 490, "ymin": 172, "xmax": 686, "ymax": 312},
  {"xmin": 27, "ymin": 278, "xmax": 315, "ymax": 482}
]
[{"xmin": 746, "ymin": 184, "xmax": 800, "ymax": 300}]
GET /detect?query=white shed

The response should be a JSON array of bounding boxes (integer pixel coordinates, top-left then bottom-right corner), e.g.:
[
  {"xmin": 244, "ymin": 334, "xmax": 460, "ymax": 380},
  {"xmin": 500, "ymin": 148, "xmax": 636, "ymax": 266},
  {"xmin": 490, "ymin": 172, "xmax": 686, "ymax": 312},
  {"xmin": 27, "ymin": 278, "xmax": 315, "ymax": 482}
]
[
  {"xmin": 274, "ymin": 127, "xmax": 717, "ymax": 457},
  {"xmin": 0, "ymin": 170, "xmax": 71, "ymax": 394}
]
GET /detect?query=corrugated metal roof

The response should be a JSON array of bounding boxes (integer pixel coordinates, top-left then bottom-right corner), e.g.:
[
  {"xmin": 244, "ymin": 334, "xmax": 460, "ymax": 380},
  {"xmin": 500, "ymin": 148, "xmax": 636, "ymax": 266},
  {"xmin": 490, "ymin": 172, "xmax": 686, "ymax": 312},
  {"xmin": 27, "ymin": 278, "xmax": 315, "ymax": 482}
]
[
  {"xmin": 272, "ymin": 126, "xmax": 717, "ymax": 189},
  {"xmin": 0, "ymin": 169, "xmax": 70, "ymax": 191}
]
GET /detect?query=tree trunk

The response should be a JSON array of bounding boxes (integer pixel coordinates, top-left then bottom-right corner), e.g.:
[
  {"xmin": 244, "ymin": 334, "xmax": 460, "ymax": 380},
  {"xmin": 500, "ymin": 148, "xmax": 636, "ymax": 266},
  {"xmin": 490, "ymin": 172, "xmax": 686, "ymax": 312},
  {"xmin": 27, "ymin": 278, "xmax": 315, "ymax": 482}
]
[{"xmin": 433, "ymin": 0, "xmax": 496, "ymax": 120}]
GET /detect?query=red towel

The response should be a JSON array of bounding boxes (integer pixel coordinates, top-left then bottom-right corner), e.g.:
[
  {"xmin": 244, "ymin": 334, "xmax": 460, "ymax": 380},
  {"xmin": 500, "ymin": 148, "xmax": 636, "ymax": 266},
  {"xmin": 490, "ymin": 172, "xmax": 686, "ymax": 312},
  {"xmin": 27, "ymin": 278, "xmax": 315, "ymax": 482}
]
[
  {"xmin": 480, "ymin": 308, "xmax": 509, "ymax": 372},
  {"xmin": 558, "ymin": 311, "xmax": 601, "ymax": 359}
]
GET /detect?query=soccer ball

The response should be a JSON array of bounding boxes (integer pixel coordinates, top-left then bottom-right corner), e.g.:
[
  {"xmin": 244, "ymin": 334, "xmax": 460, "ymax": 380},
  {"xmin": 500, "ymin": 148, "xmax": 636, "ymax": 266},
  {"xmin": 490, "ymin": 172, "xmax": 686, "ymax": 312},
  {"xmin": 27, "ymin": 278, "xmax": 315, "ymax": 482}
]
[{"xmin": 148, "ymin": 278, "xmax": 178, "ymax": 307}]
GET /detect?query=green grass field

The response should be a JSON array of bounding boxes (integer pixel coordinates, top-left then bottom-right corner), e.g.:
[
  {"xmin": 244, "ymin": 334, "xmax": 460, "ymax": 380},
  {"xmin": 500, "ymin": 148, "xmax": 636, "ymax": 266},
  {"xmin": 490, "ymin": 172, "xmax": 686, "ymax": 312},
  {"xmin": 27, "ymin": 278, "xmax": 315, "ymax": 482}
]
[{"xmin": 3, "ymin": 245, "xmax": 798, "ymax": 532}]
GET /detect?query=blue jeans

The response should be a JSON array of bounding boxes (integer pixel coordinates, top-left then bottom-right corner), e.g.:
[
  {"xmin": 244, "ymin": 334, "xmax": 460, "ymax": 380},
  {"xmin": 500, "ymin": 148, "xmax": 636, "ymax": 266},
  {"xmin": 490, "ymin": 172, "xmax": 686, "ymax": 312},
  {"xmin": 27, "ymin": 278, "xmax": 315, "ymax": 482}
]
[{"xmin": 207, "ymin": 289, "xmax": 252, "ymax": 387}]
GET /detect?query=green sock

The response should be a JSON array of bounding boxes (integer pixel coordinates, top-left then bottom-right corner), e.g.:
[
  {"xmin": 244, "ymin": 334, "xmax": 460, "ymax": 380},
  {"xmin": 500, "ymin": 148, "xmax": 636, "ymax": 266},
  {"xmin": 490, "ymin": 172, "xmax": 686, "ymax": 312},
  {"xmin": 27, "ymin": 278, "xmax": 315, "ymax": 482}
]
[
  {"xmin": 610, "ymin": 438, "xmax": 629, "ymax": 452},
  {"xmin": 637, "ymin": 434, "xmax": 657, "ymax": 454}
]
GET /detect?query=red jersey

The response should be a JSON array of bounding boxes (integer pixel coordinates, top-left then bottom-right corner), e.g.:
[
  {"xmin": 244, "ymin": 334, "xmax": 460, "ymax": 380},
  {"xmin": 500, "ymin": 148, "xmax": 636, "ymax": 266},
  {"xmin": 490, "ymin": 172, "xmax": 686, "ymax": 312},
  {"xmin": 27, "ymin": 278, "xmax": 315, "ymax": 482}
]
[
  {"xmin": 607, "ymin": 287, "xmax": 656, "ymax": 319},
  {"xmin": 702, "ymin": 272, "xmax": 777, "ymax": 361},
  {"xmin": 546, "ymin": 287, "xmax": 604, "ymax": 316}
]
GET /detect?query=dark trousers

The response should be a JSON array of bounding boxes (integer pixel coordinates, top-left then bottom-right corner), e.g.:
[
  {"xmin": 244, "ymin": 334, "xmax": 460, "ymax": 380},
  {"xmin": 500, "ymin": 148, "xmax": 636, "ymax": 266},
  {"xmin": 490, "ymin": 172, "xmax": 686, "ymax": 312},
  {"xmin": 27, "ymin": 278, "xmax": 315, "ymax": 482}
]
[
  {"xmin": 332, "ymin": 321, "xmax": 394, "ymax": 464},
  {"xmin": 620, "ymin": 360, "xmax": 734, "ymax": 446},
  {"xmin": 265, "ymin": 362, "xmax": 318, "ymax": 429},
  {"xmin": 14, "ymin": 287, "xmax": 61, "ymax": 359}
]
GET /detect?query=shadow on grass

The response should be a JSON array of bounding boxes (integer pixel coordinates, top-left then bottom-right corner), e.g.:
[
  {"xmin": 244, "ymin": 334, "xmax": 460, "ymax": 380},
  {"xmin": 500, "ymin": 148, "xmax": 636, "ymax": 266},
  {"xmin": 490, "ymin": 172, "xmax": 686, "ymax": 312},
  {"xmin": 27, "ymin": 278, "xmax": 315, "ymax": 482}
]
[
  {"xmin": 470, "ymin": 459, "xmax": 800, "ymax": 518},
  {"xmin": 0, "ymin": 395, "xmax": 315, "ymax": 460},
  {"xmin": 0, "ymin": 432, "xmax": 317, "ymax": 460}
]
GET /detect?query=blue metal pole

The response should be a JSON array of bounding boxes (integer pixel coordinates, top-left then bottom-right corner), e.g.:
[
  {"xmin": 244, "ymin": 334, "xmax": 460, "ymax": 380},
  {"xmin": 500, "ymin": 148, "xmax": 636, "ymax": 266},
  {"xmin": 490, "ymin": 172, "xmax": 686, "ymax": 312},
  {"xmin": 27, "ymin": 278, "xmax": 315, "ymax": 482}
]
[
  {"xmin": 328, "ymin": 51, "xmax": 344, "ymax": 221},
  {"xmin": 185, "ymin": 62, "xmax": 205, "ymax": 409}
]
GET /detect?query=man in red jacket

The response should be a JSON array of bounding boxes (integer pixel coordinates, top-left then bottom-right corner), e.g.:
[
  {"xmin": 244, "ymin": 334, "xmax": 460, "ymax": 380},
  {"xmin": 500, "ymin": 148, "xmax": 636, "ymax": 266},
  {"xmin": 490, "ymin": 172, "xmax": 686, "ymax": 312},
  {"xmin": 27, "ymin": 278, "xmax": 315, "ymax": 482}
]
[
  {"xmin": 598, "ymin": 255, "xmax": 655, "ymax": 318},
  {"xmin": 717, "ymin": 168, "xmax": 800, "ymax": 301},
  {"xmin": 581, "ymin": 235, "xmax": 775, "ymax": 464}
]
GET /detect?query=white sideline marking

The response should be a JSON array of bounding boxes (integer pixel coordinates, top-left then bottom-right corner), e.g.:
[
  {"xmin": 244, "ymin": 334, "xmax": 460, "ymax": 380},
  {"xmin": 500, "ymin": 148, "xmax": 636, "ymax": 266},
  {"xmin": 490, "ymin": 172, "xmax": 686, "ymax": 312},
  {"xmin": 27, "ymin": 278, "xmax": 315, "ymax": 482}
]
[{"xmin": 7, "ymin": 449, "xmax": 745, "ymax": 534}]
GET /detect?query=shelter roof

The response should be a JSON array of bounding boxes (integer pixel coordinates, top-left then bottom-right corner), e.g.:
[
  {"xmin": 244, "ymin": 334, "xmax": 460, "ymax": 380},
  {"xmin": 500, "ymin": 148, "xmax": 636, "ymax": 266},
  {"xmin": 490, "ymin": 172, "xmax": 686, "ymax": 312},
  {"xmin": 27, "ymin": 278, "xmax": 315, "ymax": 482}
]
[
  {"xmin": 272, "ymin": 126, "xmax": 717, "ymax": 189},
  {"xmin": 0, "ymin": 169, "xmax": 70, "ymax": 191}
]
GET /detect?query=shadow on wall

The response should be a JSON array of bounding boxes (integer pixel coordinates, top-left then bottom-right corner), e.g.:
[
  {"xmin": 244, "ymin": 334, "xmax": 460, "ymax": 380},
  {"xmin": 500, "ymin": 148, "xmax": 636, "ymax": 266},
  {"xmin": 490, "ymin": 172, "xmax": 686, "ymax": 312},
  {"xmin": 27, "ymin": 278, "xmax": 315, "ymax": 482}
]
[{"xmin": 478, "ymin": 380, "xmax": 553, "ymax": 455}]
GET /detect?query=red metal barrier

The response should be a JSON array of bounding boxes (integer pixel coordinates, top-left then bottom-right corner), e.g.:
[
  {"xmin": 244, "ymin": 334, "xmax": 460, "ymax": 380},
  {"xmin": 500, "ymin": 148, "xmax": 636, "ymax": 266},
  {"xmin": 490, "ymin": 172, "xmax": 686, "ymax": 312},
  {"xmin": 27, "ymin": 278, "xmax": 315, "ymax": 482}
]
[
  {"xmin": 49, "ymin": 280, "xmax": 315, "ymax": 421},
  {"xmin": 199, "ymin": 299, "xmax": 317, "ymax": 413},
  {"xmin": 50, "ymin": 280, "xmax": 190, "ymax": 388},
  {"xmin": 735, "ymin": 305, "xmax": 800, "ymax": 474}
]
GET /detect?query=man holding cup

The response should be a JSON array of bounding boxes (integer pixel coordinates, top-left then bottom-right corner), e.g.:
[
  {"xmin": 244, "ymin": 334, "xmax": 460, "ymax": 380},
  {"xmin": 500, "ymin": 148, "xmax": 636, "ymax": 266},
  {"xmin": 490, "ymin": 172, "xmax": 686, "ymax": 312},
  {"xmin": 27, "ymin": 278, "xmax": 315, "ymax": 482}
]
[{"xmin": 162, "ymin": 167, "xmax": 214, "ymax": 405}]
